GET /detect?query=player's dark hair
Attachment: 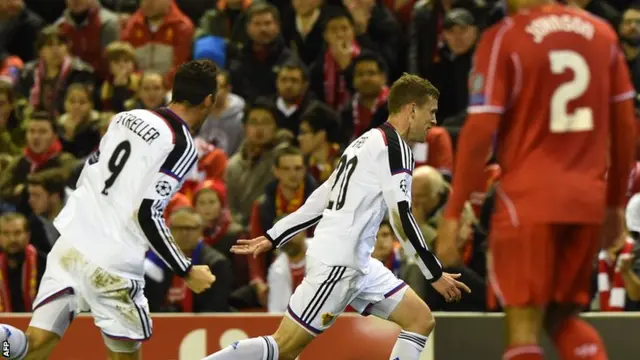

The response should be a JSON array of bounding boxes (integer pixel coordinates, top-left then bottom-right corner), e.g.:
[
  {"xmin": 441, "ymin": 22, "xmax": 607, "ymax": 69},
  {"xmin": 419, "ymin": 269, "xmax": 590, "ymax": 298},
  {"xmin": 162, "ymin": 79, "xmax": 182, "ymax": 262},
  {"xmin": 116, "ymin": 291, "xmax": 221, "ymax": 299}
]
[
  {"xmin": 279, "ymin": 58, "xmax": 309, "ymax": 82},
  {"xmin": 27, "ymin": 111, "xmax": 57, "ymax": 132},
  {"xmin": 172, "ymin": 60, "xmax": 219, "ymax": 107},
  {"xmin": 35, "ymin": 25, "xmax": 67, "ymax": 52},
  {"xmin": 274, "ymin": 145, "xmax": 304, "ymax": 167},
  {"xmin": 246, "ymin": 1, "xmax": 280, "ymax": 24},
  {"xmin": 353, "ymin": 51, "xmax": 388, "ymax": 74},
  {"xmin": 300, "ymin": 101, "xmax": 340, "ymax": 143},
  {"xmin": 28, "ymin": 176, "xmax": 66, "ymax": 199},
  {"xmin": 243, "ymin": 97, "xmax": 280, "ymax": 125},
  {"xmin": 387, "ymin": 73, "xmax": 440, "ymax": 115}
]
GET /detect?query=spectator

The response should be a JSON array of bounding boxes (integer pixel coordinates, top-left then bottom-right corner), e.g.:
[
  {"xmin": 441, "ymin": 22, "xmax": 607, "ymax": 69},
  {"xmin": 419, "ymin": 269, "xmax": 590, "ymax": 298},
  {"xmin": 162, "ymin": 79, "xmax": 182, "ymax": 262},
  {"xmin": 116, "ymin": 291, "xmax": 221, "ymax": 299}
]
[
  {"xmin": 597, "ymin": 233, "xmax": 637, "ymax": 311},
  {"xmin": 618, "ymin": 194, "xmax": 640, "ymax": 306},
  {"xmin": 192, "ymin": 180, "xmax": 243, "ymax": 260},
  {"xmin": 144, "ymin": 207, "xmax": 233, "ymax": 312},
  {"xmin": 281, "ymin": 0, "xmax": 332, "ymax": 66},
  {"xmin": 413, "ymin": 125, "xmax": 454, "ymax": 180},
  {"xmin": 100, "ymin": 0, "xmax": 139, "ymax": 27},
  {"xmin": 372, "ymin": 219, "xmax": 405, "ymax": 277},
  {"xmin": 341, "ymin": 52, "xmax": 389, "ymax": 144},
  {"xmin": 266, "ymin": 231, "xmax": 309, "ymax": 313},
  {"xmin": 179, "ymin": 137, "xmax": 228, "ymax": 199},
  {"xmin": 124, "ymin": 70, "xmax": 168, "ymax": 110},
  {"xmin": 0, "ymin": 54, "xmax": 24, "ymax": 87},
  {"xmin": 163, "ymin": 191, "xmax": 191, "ymax": 219},
  {"xmin": 309, "ymin": 8, "xmax": 359, "ymax": 111},
  {"xmin": 198, "ymin": 70, "xmax": 245, "ymax": 156},
  {"xmin": 0, "ymin": 82, "xmax": 26, "ymax": 155},
  {"xmin": 58, "ymin": 83, "xmax": 101, "ymax": 159},
  {"xmin": 0, "ymin": 111, "xmax": 76, "ymax": 209},
  {"xmin": 56, "ymin": 0, "xmax": 120, "ymax": 80},
  {"xmin": 23, "ymin": 0, "xmax": 66, "ymax": 23},
  {"xmin": 19, "ymin": 26, "xmax": 95, "ymax": 116},
  {"xmin": 100, "ymin": 41, "xmax": 141, "ymax": 113},
  {"xmin": 382, "ymin": 0, "xmax": 418, "ymax": 28},
  {"xmin": 271, "ymin": 60, "xmax": 316, "ymax": 136},
  {"xmin": 298, "ymin": 101, "xmax": 341, "ymax": 183},
  {"xmin": 195, "ymin": 0, "xmax": 252, "ymax": 62},
  {"xmin": 27, "ymin": 176, "xmax": 64, "ymax": 252},
  {"xmin": 0, "ymin": 0, "xmax": 46, "ymax": 63},
  {"xmin": 228, "ymin": 2, "xmax": 294, "ymax": 104},
  {"xmin": 248, "ymin": 145, "xmax": 317, "ymax": 307},
  {"xmin": 226, "ymin": 98, "xmax": 283, "ymax": 227},
  {"xmin": 0, "ymin": 212, "xmax": 47, "ymax": 312},
  {"xmin": 568, "ymin": 0, "xmax": 621, "ymax": 29},
  {"xmin": 121, "ymin": 0, "xmax": 194, "ymax": 85},
  {"xmin": 342, "ymin": 0, "xmax": 402, "ymax": 79},
  {"xmin": 431, "ymin": 8, "xmax": 478, "ymax": 128},
  {"xmin": 619, "ymin": 4, "xmax": 640, "ymax": 111}
]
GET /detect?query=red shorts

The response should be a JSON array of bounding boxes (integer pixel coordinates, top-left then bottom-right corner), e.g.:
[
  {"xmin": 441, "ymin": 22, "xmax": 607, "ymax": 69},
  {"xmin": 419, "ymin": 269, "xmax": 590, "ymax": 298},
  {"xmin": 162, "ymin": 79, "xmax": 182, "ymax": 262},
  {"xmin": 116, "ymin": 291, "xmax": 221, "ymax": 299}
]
[{"xmin": 487, "ymin": 223, "xmax": 601, "ymax": 308}]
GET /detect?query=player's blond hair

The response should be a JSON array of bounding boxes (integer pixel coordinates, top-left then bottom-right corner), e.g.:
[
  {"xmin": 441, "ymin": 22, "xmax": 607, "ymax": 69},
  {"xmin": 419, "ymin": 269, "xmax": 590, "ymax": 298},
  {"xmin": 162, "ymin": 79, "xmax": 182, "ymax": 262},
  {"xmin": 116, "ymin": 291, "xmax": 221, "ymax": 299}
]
[{"xmin": 387, "ymin": 73, "xmax": 439, "ymax": 115}]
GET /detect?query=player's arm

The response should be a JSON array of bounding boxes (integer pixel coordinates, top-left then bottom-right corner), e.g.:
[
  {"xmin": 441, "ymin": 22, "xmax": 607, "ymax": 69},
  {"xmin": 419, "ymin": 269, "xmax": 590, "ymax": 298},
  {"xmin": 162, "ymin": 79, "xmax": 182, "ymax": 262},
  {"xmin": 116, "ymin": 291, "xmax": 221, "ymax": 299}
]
[
  {"xmin": 608, "ymin": 44, "xmax": 636, "ymax": 209},
  {"xmin": 264, "ymin": 174, "xmax": 334, "ymax": 248},
  {"xmin": 444, "ymin": 26, "xmax": 509, "ymax": 221},
  {"xmin": 138, "ymin": 141, "xmax": 193, "ymax": 277},
  {"xmin": 375, "ymin": 135, "xmax": 443, "ymax": 282}
]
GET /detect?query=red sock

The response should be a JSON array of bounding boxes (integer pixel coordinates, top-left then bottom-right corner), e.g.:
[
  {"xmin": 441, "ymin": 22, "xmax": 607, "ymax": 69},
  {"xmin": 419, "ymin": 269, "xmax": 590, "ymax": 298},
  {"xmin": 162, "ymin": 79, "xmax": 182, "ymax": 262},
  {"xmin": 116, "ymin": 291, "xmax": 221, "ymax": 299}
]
[
  {"xmin": 552, "ymin": 317, "xmax": 608, "ymax": 360},
  {"xmin": 503, "ymin": 345, "xmax": 543, "ymax": 360}
]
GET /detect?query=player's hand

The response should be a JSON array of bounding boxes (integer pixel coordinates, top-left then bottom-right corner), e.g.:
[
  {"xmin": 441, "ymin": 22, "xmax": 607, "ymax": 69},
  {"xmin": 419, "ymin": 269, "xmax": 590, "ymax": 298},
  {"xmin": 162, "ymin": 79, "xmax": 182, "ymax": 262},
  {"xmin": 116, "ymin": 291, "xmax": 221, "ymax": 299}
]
[
  {"xmin": 231, "ymin": 236, "xmax": 274, "ymax": 258},
  {"xmin": 601, "ymin": 207, "xmax": 625, "ymax": 249},
  {"xmin": 185, "ymin": 265, "xmax": 216, "ymax": 294},
  {"xmin": 436, "ymin": 218, "xmax": 463, "ymax": 267},
  {"xmin": 431, "ymin": 272, "xmax": 471, "ymax": 302}
]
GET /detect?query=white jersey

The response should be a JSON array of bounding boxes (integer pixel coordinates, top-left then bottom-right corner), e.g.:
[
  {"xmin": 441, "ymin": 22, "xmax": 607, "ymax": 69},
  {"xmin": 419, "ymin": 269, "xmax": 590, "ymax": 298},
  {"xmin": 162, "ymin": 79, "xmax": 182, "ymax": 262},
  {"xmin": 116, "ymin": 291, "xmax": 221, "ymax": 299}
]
[
  {"xmin": 54, "ymin": 108, "xmax": 197, "ymax": 280},
  {"xmin": 266, "ymin": 123, "xmax": 442, "ymax": 281}
]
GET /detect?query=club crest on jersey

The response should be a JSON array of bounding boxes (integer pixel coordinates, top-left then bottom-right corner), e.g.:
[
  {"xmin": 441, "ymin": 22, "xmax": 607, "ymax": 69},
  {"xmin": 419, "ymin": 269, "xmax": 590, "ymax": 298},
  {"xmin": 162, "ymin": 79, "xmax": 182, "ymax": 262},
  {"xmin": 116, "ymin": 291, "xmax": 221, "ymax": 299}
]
[
  {"xmin": 468, "ymin": 73, "xmax": 486, "ymax": 106},
  {"xmin": 155, "ymin": 180, "xmax": 172, "ymax": 197}
]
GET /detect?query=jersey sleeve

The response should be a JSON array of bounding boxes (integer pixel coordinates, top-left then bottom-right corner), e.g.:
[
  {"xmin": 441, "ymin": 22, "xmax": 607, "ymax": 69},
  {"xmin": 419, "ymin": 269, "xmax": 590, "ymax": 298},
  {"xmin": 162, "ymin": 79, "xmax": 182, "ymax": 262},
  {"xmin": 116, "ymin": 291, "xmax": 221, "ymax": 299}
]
[
  {"xmin": 137, "ymin": 138, "xmax": 195, "ymax": 278},
  {"xmin": 264, "ymin": 175, "xmax": 332, "ymax": 248},
  {"xmin": 373, "ymin": 130, "xmax": 443, "ymax": 282},
  {"xmin": 610, "ymin": 43, "xmax": 636, "ymax": 103},
  {"xmin": 467, "ymin": 21, "xmax": 514, "ymax": 116}
]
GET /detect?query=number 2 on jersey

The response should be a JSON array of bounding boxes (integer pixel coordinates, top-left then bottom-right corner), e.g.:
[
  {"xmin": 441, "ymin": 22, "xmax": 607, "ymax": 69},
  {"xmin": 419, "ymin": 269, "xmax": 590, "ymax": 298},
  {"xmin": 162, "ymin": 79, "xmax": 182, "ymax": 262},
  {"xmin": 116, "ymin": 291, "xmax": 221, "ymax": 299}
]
[
  {"xmin": 548, "ymin": 50, "xmax": 594, "ymax": 133},
  {"xmin": 327, "ymin": 155, "xmax": 358, "ymax": 211},
  {"xmin": 101, "ymin": 140, "xmax": 132, "ymax": 195}
]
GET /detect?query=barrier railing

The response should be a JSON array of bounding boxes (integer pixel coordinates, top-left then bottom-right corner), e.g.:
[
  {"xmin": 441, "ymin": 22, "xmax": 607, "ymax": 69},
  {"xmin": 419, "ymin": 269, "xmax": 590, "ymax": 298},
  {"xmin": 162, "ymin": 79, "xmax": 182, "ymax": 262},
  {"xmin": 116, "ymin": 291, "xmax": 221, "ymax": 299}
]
[{"xmin": 0, "ymin": 312, "xmax": 638, "ymax": 359}]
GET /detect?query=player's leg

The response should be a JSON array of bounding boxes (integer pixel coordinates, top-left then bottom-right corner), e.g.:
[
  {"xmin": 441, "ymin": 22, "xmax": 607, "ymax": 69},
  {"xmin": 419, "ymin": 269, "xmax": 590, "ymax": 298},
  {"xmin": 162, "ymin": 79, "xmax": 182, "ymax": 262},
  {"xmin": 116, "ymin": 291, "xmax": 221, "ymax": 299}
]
[
  {"xmin": 204, "ymin": 262, "xmax": 356, "ymax": 360},
  {"xmin": 349, "ymin": 259, "xmax": 434, "ymax": 360},
  {"xmin": 489, "ymin": 222, "xmax": 555, "ymax": 360},
  {"xmin": 544, "ymin": 224, "xmax": 607, "ymax": 360}
]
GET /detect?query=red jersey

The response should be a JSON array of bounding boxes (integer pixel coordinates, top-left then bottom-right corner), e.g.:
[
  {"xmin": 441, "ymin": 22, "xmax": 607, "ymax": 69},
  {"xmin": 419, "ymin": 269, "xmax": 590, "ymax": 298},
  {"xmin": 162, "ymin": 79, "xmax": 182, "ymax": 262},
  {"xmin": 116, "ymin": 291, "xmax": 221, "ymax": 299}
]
[{"xmin": 465, "ymin": 4, "xmax": 635, "ymax": 224}]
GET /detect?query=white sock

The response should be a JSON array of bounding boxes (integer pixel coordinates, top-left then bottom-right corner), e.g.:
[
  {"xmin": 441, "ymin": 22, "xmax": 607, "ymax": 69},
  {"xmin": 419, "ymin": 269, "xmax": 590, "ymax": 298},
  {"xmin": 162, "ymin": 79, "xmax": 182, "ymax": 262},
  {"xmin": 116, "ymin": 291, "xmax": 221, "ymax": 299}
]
[
  {"xmin": 0, "ymin": 324, "xmax": 28, "ymax": 360},
  {"xmin": 389, "ymin": 330, "xmax": 427, "ymax": 360},
  {"xmin": 203, "ymin": 336, "xmax": 279, "ymax": 360}
]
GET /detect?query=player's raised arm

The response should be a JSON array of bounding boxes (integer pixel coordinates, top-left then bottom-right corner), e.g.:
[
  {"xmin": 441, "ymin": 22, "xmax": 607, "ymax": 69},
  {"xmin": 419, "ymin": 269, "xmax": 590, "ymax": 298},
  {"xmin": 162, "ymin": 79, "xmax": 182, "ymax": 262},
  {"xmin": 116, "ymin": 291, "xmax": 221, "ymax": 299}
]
[
  {"xmin": 264, "ymin": 173, "xmax": 334, "ymax": 248},
  {"xmin": 374, "ymin": 132, "xmax": 443, "ymax": 282},
  {"xmin": 138, "ymin": 140, "xmax": 195, "ymax": 277}
]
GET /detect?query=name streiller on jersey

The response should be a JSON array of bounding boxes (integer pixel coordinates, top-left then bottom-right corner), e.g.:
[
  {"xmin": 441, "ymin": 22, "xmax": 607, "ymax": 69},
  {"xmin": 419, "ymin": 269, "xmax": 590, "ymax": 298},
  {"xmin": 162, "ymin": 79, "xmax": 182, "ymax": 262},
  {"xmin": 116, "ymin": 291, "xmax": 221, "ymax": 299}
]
[
  {"xmin": 55, "ymin": 107, "xmax": 197, "ymax": 279},
  {"xmin": 264, "ymin": 123, "xmax": 443, "ymax": 282}
]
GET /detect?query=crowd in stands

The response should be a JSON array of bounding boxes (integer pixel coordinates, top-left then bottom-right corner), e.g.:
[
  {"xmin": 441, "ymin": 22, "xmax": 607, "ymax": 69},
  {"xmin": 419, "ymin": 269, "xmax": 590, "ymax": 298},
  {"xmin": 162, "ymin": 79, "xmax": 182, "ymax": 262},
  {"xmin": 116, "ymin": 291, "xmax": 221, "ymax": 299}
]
[{"xmin": 2, "ymin": 0, "xmax": 640, "ymax": 315}]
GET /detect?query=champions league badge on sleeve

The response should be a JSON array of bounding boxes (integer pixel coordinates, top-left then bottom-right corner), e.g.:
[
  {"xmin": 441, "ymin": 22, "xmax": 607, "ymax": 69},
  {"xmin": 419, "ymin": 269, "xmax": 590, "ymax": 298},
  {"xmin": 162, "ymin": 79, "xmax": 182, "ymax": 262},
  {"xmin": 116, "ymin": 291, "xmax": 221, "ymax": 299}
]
[
  {"xmin": 468, "ymin": 73, "xmax": 486, "ymax": 106},
  {"xmin": 155, "ymin": 180, "xmax": 173, "ymax": 198}
]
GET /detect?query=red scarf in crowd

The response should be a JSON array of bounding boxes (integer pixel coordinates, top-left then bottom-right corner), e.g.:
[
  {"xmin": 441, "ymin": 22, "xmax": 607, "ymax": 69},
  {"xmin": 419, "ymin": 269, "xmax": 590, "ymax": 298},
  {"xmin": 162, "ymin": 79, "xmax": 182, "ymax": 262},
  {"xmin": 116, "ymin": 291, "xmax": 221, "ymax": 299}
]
[
  {"xmin": 275, "ymin": 184, "xmax": 305, "ymax": 218},
  {"xmin": 24, "ymin": 139, "xmax": 63, "ymax": 172},
  {"xmin": 351, "ymin": 86, "xmax": 390, "ymax": 139},
  {"xmin": 598, "ymin": 237, "xmax": 635, "ymax": 311},
  {"xmin": 203, "ymin": 209, "xmax": 232, "ymax": 248},
  {"xmin": 324, "ymin": 42, "xmax": 360, "ymax": 110},
  {"xmin": 166, "ymin": 241, "xmax": 205, "ymax": 312},
  {"xmin": 0, "ymin": 245, "xmax": 38, "ymax": 312},
  {"xmin": 29, "ymin": 56, "xmax": 73, "ymax": 113}
]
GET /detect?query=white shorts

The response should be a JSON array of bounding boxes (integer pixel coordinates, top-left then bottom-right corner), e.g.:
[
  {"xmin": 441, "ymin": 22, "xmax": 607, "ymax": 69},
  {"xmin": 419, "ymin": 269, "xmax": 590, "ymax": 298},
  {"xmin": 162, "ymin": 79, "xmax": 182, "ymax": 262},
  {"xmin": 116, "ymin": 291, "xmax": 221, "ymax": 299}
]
[
  {"xmin": 29, "ymin": 239, "xmax": 152, "ymax": 342},
  {"xmin": 286, "ymin": 256, "xmax": 408, "ymax": 336}
]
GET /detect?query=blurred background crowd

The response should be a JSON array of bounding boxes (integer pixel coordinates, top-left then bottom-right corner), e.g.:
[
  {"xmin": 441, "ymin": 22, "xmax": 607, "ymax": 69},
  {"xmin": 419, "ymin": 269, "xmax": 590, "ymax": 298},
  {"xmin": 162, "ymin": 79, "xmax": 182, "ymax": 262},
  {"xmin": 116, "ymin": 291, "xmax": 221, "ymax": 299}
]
[{"xmin": 2, "ymin": 0, "xmax": 640, "ymax": 316}]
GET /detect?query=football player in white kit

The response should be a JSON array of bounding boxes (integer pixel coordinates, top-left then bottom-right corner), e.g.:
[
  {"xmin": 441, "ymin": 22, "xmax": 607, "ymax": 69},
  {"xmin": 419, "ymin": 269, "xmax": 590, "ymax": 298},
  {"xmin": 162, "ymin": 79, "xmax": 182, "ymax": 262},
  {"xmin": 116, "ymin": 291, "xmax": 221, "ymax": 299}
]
[
  {"xmin": 203, "ymin": 74, "xmax": 471, "ymax": 360},
  {"xmin": 0, "ymin": 60, "xmax": 218, "ymax": 360}
]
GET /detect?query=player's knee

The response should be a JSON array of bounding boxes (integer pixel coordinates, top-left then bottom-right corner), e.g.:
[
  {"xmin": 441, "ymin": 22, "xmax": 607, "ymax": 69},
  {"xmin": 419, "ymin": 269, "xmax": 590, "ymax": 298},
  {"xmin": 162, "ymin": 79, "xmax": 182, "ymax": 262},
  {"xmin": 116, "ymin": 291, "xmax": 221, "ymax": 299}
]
[
  {"xmin": 405, "ymin": 310, "xmax": 436, "ymax": 336},
  {"xmin": 25, "ymin": 327, "xmax": 58, "ymax": 353},
  {"xmin": 102, "ymin": 334, "xmax": 141, "ymax": 355}
]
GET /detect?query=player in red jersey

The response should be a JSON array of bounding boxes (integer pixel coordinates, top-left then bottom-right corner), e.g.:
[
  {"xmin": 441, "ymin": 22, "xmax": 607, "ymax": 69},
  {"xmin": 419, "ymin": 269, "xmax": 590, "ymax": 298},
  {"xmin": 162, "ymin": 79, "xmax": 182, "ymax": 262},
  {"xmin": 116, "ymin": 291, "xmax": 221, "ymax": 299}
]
[{"xmin": 436, "ymin": 0, "xmax": 636, "ymax": 359}]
